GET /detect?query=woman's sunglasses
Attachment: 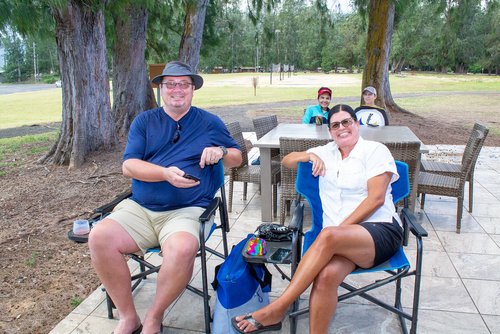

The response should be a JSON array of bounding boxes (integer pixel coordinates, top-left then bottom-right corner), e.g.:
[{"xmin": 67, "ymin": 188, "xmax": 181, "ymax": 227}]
[{"xmin": 329, "ymin": 117, "xmax": 354, "ymax": 130}]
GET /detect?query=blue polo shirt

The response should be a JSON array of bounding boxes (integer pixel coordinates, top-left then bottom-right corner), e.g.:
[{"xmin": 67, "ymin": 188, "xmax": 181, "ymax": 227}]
[{"xmin": 124, "ymin": 106, "xmax": 239, "ymax": 211}]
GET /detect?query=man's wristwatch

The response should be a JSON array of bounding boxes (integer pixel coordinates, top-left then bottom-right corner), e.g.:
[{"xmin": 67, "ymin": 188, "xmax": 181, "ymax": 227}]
[{"xmin": 219, "ymin": 146, "xmax": 228, "ymax": 157}]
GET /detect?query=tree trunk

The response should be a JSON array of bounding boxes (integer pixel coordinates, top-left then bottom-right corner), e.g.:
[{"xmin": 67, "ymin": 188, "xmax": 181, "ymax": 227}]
[
  {"xmin": 111, "ymin": 4, "xmax": 157, "ymax": 137},
  {"xmin": 362, "ymin": 0, "xmax": 408, "ymax": 115},
  {"xmin": 455, "ymin": 63, "xmax": 465, "ymax": 74},
  {"xmin": 40, "ymin": 0, "xmax": 116, "ymax": 169},
  {"xmin": 178, "ymin": 0, "xmax": 209, "ymax": 72}
]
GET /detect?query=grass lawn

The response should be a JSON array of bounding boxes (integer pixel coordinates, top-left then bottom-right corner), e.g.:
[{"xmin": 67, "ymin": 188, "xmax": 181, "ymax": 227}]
[
  {"xmin": 0, "ymin": 132, "xmax": 58, "ymax": 176},
  {"xmin": 1, "ymin": 72, "xmax": 499, "ymax": 130},
  {"xmin": 0, "ymin": 89, "xmax": 63, "ymax": 129}
]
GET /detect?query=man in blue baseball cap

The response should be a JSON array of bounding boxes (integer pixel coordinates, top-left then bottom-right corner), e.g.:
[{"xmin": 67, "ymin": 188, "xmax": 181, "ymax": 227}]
[{"xmin": 89, "ymin": 60, "xmax": 242, "ymax": 334}]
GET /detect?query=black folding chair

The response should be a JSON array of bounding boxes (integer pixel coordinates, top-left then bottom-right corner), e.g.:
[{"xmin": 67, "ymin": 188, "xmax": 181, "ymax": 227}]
[{"xmin": 68, "ymin": 160, "xmax": 230, "ymax": 334}]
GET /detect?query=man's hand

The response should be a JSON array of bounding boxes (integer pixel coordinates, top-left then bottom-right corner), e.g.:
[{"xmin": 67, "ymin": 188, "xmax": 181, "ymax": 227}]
[
  {"xmin": 165, "ymin": 166, "xmax": 200, "ymax": 188},
  {"xmin": 200, "ymin": 147, "xmax": 224, "ymax": 168}
]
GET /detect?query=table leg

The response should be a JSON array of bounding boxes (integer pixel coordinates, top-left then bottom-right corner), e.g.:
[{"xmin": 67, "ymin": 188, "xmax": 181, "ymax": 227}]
[{"xmin": 260, "ymin": 147, "xmax": 273, "ymax": 222}]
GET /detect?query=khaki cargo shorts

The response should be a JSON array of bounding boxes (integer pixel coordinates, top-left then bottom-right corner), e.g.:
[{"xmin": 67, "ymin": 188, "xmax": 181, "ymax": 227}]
[{"xmin": 106, "ymin": 198, "xmax": 208, "ymax": 254}]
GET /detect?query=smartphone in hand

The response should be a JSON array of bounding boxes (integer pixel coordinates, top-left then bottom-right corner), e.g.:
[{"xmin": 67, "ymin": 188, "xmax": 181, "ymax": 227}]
[{"xmin": 183, "ymin": 174, "xmax": 200, "ymax": 182}]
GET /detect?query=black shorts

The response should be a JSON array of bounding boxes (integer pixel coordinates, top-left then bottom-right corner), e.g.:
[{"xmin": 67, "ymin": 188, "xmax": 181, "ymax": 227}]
[{"xmin": 359, "ymin": 219, "xmax": 403, "ymax": 267}]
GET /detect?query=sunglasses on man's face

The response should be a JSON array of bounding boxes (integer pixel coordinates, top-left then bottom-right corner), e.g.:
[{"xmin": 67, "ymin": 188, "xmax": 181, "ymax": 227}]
[
  {"xmin": 329, "ymin": 117, "xmax": 354, "ymax": 130},
  {"xmin": 161, "ymin": 81, "xmax": 193, "ymax": 90}
]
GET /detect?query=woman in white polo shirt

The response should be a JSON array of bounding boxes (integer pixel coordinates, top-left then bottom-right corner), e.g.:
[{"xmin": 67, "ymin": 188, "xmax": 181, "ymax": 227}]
[{"xmin": 232, "ymin": 104, "xmax": 403, "ymax": 334}]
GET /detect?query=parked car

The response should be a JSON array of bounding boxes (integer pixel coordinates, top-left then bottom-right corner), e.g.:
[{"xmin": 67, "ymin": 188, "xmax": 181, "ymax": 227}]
[{"xmin": 55, "ymin": 80, "xmax": 62, "ymax": 88}]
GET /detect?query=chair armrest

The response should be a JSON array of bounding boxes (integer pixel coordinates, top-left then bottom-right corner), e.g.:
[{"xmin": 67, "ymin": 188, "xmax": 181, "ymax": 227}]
[
  {"xmin": 401, "ymin": 208, "xmax": 428, "ymax": 238},
  {"xmin": 94, "ymin": 189, "xmax": 132, "ymax": 215},
  {"xmin": 199, "ymin": 197, "xmax": 221, "ymax": 223}
]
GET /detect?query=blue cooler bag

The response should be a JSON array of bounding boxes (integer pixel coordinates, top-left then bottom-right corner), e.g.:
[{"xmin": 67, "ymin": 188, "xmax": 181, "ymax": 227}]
[{"xmin": 212, "ymin": 235, "xmax": 272, "ymax": 334}]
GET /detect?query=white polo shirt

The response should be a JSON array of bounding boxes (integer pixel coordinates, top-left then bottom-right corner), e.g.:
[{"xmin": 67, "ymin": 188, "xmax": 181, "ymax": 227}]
[{"xmin": 307, "ymin": 137, "xmax": 400, "ymax": 228}]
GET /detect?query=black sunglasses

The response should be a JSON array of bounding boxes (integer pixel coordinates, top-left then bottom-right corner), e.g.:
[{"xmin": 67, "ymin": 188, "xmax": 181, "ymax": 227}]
[{"xmin": 172, "ymin": 123, "xmax": 181, "ymax": 143}]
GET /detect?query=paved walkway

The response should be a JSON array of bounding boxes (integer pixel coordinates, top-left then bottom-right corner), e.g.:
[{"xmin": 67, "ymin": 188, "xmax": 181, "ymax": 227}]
[{"xmin": 51, "ymin": 140, "xmax": 500, "ymax": 334}]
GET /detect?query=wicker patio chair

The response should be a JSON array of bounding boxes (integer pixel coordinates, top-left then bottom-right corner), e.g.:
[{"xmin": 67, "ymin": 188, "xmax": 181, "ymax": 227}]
[
  {"xmin": 253, "ymin": 115, "xmax": 278, "ymax": 140},
  {"xmin": 418, "ymin": 125, "xmax": 488, "ymax": 233},
  {"xmin": 279, "ymin": 137, "xmax": 332, "ymax": 224},
  {"xmin": 252, "ymin": 115, "xmax": 280, "ymax": 162},
  {"xmin": 383, "ymin": 141, "xmax": 421, "ymax": 210},
  {"xmin": 226, "ymin": 121, "xmax": 280, "ymax": 215},
  {"xmin": 420, "ymin": 122, "xmax": 489, "ymax": 213}
]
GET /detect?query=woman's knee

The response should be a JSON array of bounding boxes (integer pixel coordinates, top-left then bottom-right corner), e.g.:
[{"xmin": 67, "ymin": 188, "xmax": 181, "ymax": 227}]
[
  {"xmin": 315, "ymin": 264, "xmax": 344, "ymax": 289},
  {"xmin": 316, "ymin": 227, "xmax": 341, "ymax": 249}
]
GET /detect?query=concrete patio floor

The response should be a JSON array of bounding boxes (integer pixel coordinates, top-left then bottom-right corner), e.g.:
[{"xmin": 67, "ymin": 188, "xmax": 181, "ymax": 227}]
[{"xmin": 50, "ymin": 138, "xmax": 500, "ymax": 334}]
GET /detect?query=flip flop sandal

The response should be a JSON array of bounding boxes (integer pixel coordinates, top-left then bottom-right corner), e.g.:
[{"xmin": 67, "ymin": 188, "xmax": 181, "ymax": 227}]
[{"xmin": 231, "ymin": 314, "xmax": 282, "ymax": 333}]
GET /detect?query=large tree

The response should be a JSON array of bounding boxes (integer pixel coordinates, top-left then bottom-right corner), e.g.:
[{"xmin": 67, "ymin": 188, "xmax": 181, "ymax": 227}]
[
  {"xmin": 178, "ymin": 0, "xmax": 209, "ymax": 72},
  {"xmin": 109, "ymin": 1, "xmax": 156, "ymax": 137},
  {"xmin": 40, "ymin": 0, "xmax": 116, "ymax": 168},
  {"xmin": 358, "ymin": 0, "xmax": 407, "ymax": 114},
  {"xmin": 2, "ymin": 0, "xmax": 116, "ymax": 168}
]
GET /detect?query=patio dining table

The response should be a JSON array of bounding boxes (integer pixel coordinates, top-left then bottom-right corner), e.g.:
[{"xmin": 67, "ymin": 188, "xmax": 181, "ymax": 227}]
[{"xmin": 254, "ymin": 123, "xmax": 428, "ymax": 222}]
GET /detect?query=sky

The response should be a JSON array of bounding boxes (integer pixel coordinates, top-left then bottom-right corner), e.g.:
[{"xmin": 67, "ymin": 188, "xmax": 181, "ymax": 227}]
[{"xmin": 328, "ymin": 0, "xmax": 354, "ymax": 13}]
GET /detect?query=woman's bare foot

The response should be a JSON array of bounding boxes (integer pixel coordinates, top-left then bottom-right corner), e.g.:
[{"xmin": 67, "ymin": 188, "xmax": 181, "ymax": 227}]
[
  {"xmin": 142, "ymin": 311, "xmax": 163, "ymax": 334},
  {"xmin": 234, "ymin": 306, "xmax": 284, "ymax": 332},
  {"xmin": 113, "ymin": 315, "xmax": 141, "ymax": 334}
]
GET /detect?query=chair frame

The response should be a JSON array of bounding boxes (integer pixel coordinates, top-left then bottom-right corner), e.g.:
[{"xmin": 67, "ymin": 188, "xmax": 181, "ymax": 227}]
[
  {"xmin": 285, "ymin": 161, "xmax": 427, "ymax": 334},
  {"xmin": 418, "ymin": 124, "xmax": 488, "ymax": 233},
  {"xmin": 68, "ymin": 164, "xmax": 230, "ymax": 334}
]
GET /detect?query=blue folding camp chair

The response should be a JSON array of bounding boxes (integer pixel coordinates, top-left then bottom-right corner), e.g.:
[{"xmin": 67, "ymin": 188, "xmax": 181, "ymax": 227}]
[
  {"xmin": 68, "ymin": 160, "xmax": 230, "ymax": 334},
  {"xmin": 288, "ymin": 160, "xmax": 427, "ymax": 334}
]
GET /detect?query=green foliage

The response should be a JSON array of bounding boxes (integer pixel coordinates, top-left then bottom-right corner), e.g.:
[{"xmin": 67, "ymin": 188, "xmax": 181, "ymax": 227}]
[
  {"xmin": 41, "ymin": 74, "xmax": 60, "ymax": 84},
  {"xmin": 0, "ymin": 0, "xmax": 59, "ymax": 83},
  {"xmin": 2, "ymin": 0, "xmax": 498, "ymax": 82},
  {"xmin": 145, "ymin": 0, "xmax": 184, "ymax": 64},
  {"xmin": 0, "ymin": 132, "xmax": 58, "ymax": 158},
  {"xmin": 70, "ymin": 296, "xmax": 83, "ymax": 308},
  {"xmin": 0, "ymin": 132, "xmax": 58, "ymax": 176},
  {"xmin": 25, "ymin": 251, "xmax": 39, "ymax": 267},
  {"xmin": 389, "ymin": 0, "xmax": 499, "ymax": 73},
  {"xmin": 1, "ymin": 32, "xmax": 30, "ymax": 82}
]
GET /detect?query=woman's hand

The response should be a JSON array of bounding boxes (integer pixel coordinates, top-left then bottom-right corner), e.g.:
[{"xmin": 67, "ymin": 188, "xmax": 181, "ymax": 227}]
[
  {"xmin": 309, "ymin": 153, "xmax": 325, "ymax": 177},
  {"xmin": 282, "ymin": 151, "xmax": 325, "ymax": 176}
]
